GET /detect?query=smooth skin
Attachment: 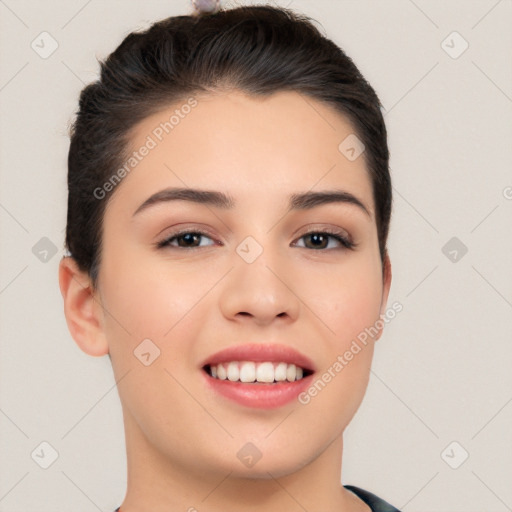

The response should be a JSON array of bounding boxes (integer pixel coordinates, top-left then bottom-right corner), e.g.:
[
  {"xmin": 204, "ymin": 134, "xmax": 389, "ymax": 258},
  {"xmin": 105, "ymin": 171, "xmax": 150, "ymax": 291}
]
[{"xmin": 59, "ymin": 89, "xmax": 391, "ymax": 512}]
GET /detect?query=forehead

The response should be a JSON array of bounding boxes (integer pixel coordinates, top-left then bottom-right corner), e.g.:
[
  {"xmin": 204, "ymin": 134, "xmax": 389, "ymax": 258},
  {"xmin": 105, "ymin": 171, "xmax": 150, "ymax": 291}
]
[{"xmin": 115, "ymin": 89, "xmax": 374, "ymax": 215}]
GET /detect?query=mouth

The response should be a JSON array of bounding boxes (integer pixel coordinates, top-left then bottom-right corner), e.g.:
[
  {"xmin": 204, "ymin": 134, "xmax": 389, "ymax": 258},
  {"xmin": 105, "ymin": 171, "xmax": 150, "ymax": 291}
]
[
  {"xmin": 200, "ymin": 344, "xmax": 316, "ymax": 409},
  {"xmin": 203, "ymin": 361, "xmax": 314, "ymax": 383}
]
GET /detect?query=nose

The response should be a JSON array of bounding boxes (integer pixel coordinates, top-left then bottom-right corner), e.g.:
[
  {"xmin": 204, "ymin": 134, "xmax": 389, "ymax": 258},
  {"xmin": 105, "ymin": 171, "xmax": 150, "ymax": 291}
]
[{"xmin": 218, "ymin": 248, "xmax": 301, "ymax": 327}]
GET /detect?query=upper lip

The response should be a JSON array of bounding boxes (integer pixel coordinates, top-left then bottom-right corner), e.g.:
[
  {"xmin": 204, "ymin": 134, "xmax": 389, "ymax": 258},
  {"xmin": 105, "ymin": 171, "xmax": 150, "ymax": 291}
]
[{"xmin": 201, "ymin": 343, "xmax": 316, "ymax": 372}]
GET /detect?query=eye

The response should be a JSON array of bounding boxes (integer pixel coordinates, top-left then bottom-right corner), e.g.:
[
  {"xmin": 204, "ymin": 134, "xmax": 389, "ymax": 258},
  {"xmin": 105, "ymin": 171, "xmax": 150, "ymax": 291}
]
[
  {"xmin": 155, "ymin": 228, "xmax": 355, "ymax": 251},
  {"xmin": 156, "ymin": 230, "xmax": 216, "ymax": 249},
  {"xmin": 294, "ymin": 229, "xmax": 355, "ymax": 250}
]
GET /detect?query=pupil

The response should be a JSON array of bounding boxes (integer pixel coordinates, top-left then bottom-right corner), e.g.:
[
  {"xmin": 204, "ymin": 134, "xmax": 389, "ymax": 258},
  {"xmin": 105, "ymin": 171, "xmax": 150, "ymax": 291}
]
[
  {"xmin": 182, "ymin": 233, "xmax": 198, "ymax": 246},
  {"xmin": 310, "ymin": 234, "xmax": 326, "ymax": 248}
]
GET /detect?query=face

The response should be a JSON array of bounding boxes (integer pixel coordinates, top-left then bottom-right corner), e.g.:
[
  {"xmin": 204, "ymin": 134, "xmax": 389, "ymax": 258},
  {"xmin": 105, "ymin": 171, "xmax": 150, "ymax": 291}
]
[{"xmin": 65, "ymin": 90, "xmax": 391, "ymax": 481}]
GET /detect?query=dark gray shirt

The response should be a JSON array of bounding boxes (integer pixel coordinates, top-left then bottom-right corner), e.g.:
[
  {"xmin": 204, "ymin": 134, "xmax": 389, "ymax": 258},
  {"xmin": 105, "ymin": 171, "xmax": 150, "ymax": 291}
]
[
  {"xmin": 114, "ymin": 485, "xmax": 401, "ymax": 511},
  {"xmin": 344, "ymin": 485, "xmax": 401, "ymax": 511}
]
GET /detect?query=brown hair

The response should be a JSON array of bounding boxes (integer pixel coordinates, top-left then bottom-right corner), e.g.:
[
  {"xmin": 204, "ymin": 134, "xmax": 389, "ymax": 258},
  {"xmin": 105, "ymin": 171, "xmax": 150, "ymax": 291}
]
[{"xmin": 65, "ymin": 4, "xmax": 392, "ymax": 290}]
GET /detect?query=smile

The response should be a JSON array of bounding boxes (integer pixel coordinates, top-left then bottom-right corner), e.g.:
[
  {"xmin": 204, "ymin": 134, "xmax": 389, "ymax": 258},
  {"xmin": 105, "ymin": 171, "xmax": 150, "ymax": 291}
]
[
  {"xmin": 200, "ymin": 343, "xmax": 316, "ymax": 409},
  {"xmin": 204, "ymin": 361, "xmax": 312, "ymax": 383}
]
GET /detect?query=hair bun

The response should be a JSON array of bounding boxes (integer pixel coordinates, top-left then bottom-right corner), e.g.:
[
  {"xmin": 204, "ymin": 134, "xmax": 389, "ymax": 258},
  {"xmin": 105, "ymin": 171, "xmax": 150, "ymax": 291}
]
[{"xmin": 192, "ymin": 0, "xmax": 221, "ymax": 14}]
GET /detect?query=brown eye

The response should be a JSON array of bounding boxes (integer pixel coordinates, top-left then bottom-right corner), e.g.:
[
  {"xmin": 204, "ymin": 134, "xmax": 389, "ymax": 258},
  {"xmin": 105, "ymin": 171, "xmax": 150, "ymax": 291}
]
[
  {"xmin": 157, "ymin": 231, "xmax": 215, "ymax": 249},
  {"xmin": 295, "ymin": 230, "xmax": 354, "ymax": 250}
]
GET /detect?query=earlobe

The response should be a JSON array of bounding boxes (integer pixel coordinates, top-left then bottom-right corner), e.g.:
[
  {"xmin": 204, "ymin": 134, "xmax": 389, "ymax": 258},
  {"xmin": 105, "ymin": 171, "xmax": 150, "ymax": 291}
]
[{"xmin": 58, "ymin": 256, "xmax": 109, "ymax": 357}]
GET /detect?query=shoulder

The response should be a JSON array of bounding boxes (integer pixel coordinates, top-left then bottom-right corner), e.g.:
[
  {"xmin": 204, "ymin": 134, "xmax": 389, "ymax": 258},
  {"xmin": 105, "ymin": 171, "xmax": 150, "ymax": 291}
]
[{"xmin": 344, "ymin": 485, "xmax": 402, "ymax": 512}]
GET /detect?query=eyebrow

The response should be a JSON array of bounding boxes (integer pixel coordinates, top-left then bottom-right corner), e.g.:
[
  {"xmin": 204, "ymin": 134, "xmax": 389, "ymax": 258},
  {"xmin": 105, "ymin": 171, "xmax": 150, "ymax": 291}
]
[{"xmin": 132, "ymin": 187, "xmax": 370, "ymax": 217}]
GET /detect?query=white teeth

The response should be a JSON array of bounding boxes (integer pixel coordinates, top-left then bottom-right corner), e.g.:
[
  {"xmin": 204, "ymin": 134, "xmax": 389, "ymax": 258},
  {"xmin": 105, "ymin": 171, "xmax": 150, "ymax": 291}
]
[
  {"xmin": 286, "ymin": 364, "xmax": 297, "ymax": 382},
  {"xmin": 227, "ymin": 361, "xmax": 239, "ymax": 381},
  {"xmin": 274, "ymin": 362, "xmax": 287, "ymax": 381},
  {"xmin": 239, "ymin": 361, "xmax": 256, "ymax": 383},
  {"xmin": 208, "ymin": 361, "xmax": 307, "ymax": 383},
  {"xmin": 256, "ymin": 362, "xmax": 274, "ymax": 383},
  {"xmin": 216, "ymin": 364, "xmax": 227, "ymax": 380}
]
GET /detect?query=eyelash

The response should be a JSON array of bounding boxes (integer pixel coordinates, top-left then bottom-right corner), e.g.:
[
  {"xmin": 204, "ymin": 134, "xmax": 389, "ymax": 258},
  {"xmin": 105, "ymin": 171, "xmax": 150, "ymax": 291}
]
[{"xmin": 155, "ymin": 228, "xmax": 356, "ymax": 251}]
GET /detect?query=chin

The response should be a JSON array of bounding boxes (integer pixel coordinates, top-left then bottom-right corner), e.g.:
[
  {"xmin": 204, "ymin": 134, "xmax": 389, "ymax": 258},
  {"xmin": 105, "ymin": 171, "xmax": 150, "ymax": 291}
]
[{"xmin": 216, "ymin": 449, "xmax": 315, "ymax": 480}]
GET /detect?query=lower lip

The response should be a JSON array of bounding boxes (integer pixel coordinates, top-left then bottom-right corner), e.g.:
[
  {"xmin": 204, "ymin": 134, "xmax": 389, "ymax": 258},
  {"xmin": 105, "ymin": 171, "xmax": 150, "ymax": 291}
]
[{"xmin": 202, "ymin": 370, "xmax": 314, "ymax": 409}]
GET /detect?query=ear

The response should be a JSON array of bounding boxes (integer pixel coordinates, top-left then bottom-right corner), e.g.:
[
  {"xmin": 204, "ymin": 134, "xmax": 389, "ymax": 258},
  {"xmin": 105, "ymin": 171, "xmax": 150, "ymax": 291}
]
[
  {"xmin": 375, "ymin": 252, "xmax": 392, "ymax": 341},
  {"xmin": 58, "ymin": 256, "xmax": 109, "ymax": 357}
]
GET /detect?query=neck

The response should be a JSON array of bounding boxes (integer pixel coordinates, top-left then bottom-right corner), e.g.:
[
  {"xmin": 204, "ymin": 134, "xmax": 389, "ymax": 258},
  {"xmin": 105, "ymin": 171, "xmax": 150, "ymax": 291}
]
[{"xmin": 117, "ymin": 409, "xmax": 370, "ymax": 512}]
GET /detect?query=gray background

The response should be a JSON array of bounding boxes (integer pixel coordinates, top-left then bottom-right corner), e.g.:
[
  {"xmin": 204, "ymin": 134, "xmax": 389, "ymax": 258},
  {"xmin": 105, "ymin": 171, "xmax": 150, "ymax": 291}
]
[{"xmin": 1, "ymin": 0, "xmax": 511, "ymax": 510}]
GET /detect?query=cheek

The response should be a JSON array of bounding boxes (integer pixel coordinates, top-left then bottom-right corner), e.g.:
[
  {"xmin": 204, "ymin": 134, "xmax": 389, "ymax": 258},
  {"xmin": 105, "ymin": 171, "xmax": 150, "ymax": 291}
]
[
  {"xmin": 99, "ymin": 239, "xmax": 199, "ymax": 330},
  {"xmin": 304, "ymin": 255, "xmax": 383, "ymax": 348},
  {"xmin": 297, "ymin": 263, "xmax": 381, "ymax": 428}
]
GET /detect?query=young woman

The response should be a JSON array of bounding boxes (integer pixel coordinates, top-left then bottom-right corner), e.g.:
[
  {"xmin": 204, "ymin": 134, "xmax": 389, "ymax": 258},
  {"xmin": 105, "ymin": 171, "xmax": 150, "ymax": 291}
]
[{"xmin": 59, "ymin": 3, "xmax": 399, "ymax": 511}]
